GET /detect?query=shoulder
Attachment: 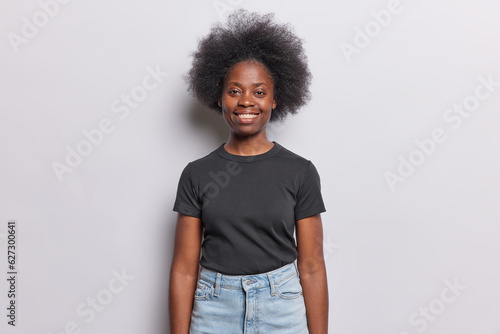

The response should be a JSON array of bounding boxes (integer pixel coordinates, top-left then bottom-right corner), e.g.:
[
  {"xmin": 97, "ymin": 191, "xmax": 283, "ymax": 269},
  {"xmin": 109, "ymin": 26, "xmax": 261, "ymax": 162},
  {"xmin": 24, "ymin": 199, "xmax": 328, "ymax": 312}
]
[
  {"xmin": 275, "ymin": 143, "xmax": 314, "ymax": 168},
  {"xmin": 274, "ymin": 143, "xmax": 324, "ymax": 184}
]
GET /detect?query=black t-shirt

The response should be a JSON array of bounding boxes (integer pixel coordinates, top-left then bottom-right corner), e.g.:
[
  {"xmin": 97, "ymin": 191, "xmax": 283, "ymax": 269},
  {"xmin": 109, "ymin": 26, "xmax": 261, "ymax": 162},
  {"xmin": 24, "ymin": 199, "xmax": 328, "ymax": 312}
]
[{"xmin": 172, "ymin": 141, "xmax": 326, "ymax": 275}]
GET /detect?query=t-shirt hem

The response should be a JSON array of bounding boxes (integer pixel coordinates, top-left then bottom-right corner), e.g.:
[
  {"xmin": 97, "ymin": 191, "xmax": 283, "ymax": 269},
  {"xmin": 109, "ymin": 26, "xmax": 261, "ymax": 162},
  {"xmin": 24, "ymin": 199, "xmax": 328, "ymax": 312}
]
[
  {"xmin": 295, "ymin": 205, "xmax": 326, "ymax": 221},
  {"xmin": 173, "ymin": 204, "xmax": 201, "ymax": 218}
]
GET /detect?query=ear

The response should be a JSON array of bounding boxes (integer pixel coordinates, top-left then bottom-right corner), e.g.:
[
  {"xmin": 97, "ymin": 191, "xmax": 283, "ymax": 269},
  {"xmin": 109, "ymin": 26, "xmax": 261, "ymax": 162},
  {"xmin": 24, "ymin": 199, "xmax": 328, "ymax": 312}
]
[
  {"xmin": 218, "ymin": 97, "xmax": 222, "ymax": 108},
  {"xmin": 272, "ymin": 98, "xmax": 277, "ymax": 110}
]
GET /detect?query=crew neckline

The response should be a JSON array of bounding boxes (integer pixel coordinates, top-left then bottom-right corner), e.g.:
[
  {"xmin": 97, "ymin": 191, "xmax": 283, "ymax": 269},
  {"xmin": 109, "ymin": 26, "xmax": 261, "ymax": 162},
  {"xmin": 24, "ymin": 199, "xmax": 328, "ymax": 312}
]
[{"xmin": 217, "ymin": 141, "xmax": 281, "ymax": 162}]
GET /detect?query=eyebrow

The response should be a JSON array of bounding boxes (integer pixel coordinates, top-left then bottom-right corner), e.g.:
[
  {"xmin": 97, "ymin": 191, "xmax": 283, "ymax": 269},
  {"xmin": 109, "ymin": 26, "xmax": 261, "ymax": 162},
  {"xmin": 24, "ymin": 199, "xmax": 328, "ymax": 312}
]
[{"xmin": 226, "ymin": 82, "xmax": 269, "ymax": 87}]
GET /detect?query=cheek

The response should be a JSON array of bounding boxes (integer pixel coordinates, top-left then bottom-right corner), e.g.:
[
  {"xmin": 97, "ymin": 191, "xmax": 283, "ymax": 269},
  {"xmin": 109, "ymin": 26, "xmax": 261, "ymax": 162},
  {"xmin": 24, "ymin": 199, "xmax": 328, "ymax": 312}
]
[
  {"xmin": 261, "ymin": 99, "xmax": 275, "ymax": 110},
  {"xmin": 222, "ymin": 103, "xmax": 233, "ymax": 114},
  {"xmin": 221, "ymin": 104, "xmax": 234, "ymax": 120},
  {"xmin": 221, "ymin": 96, "xmax": 235, "ymax": 109}
]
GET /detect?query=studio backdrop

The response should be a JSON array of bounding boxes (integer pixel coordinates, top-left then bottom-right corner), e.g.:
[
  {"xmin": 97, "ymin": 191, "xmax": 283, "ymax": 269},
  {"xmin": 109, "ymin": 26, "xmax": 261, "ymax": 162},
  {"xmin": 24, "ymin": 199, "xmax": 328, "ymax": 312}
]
[{"xmin": 1, "ymin": 0, "xmax": 499, "ymax": 333}]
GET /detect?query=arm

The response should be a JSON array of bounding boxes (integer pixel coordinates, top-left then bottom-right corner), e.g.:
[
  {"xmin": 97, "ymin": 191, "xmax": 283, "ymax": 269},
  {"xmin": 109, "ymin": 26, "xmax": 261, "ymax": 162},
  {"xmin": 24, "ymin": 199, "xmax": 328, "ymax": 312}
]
[
  {"xmin": 296, "ymin": 213, "xmax": 329, "ymax": 334},
  {"xmin": 169, "ymin": 213, "xmax": 203, "ymax": 334}
]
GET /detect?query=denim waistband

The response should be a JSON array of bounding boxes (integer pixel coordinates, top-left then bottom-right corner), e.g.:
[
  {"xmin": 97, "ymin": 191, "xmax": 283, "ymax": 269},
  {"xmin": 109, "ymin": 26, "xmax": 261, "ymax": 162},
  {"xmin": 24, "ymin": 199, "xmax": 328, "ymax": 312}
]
[{"xmin": 199, "ymin": 261, "xmax": 299, "ymax": 292}]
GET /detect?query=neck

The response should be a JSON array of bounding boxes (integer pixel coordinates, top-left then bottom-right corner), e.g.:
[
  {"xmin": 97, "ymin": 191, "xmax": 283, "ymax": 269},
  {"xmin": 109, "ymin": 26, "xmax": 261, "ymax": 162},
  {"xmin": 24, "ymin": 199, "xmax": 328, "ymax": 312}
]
[{"xmin": 224, "ymin": 132, "xmax": 274, "ymax": 156}]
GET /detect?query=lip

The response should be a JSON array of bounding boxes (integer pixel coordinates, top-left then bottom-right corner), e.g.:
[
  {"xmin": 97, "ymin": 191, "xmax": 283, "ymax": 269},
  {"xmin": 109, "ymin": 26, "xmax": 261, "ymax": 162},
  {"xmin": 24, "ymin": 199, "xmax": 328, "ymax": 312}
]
[{"xmin": 233, "ymin": 111, "xmax": 261, "ymax": 124}]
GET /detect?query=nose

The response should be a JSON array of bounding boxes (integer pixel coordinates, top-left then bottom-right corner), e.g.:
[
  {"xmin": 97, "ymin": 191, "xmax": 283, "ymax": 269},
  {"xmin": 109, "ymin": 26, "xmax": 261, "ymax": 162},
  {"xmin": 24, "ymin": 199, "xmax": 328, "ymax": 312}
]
[{"xmin": 238, "ymin": 91, "xmax": 255, "ymax": 107}]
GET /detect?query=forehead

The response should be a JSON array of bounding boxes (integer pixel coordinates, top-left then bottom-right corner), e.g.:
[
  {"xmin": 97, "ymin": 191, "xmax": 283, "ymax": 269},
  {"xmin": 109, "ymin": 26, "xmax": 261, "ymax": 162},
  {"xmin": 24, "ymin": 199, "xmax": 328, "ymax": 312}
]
[{"xmin": 224, "ymin": 60, "xmax": 274, "ymax": 86}]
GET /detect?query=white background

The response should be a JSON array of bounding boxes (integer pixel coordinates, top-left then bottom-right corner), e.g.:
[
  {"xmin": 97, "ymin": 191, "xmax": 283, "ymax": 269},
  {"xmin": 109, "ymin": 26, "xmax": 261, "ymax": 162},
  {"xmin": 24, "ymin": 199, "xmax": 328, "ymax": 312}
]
[{"xmin": 1, "ymin": 0, "xmax": 499, "ymax": 333}]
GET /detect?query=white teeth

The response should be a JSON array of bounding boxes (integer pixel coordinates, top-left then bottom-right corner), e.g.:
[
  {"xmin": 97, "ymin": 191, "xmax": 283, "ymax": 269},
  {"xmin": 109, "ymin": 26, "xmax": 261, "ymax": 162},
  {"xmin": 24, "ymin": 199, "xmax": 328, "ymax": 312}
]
[{"xmin": 238, "ymin": 114, "xmax": 259, "ymax": 118}]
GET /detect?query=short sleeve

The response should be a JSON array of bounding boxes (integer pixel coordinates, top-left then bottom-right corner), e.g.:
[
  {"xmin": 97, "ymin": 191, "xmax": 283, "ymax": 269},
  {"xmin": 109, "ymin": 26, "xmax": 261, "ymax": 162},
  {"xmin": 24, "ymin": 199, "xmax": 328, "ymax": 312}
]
[
  {"xmin": 294, "ymin": 161, "xmax": 326, "ymax": 221},
  {"xmin": 173, "ymin": 162, "xmax": 202, "ymax": 218}
]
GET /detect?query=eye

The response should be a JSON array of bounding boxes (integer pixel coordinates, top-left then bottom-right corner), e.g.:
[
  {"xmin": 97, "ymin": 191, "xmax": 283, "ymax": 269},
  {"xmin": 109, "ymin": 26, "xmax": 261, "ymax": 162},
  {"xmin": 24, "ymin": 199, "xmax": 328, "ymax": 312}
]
[
  {"xmin": 255, "ymin": 91, "xmax": 266, "ymax": 96},
  {"xmin": 228, "ymin": 89, "xmax": 240, "ymax": 95}
]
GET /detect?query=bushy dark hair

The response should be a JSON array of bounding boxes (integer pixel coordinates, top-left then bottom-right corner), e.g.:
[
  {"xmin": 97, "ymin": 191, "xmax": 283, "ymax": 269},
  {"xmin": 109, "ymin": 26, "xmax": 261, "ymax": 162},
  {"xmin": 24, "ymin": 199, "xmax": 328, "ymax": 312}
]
[{"xmin": 185, "ymin": 9, "xmax": 312, "ymax": 122}]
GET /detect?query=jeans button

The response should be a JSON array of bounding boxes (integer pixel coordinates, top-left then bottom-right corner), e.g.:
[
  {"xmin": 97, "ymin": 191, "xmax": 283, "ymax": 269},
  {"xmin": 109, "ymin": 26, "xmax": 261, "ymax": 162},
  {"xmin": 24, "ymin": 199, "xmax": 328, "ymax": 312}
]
[{"xmin": 245, "ymin": 280, "xmax": 251, "ymax": 285}]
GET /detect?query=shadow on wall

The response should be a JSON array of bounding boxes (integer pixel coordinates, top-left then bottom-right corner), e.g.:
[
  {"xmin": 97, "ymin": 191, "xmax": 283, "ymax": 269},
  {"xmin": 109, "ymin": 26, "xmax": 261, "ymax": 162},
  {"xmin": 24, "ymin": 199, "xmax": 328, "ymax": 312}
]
[
  {"xmin": 160, "ymin": 98, "xmax": 228, "ymax": 333},
  {"xmin": 187, "ymin": 99, "xmax": 229, "ymax": 146}
]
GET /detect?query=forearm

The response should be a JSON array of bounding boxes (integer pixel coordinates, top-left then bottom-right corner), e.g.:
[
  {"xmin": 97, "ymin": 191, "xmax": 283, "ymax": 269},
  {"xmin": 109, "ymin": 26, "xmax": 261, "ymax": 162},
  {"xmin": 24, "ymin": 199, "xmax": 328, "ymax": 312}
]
[
  {"xmin": 169, "ymin": 269, "xmax": 198, "ymax": 334},
  {"xmin": 300, "ymin": 266, "xmax": 329, "ymax": 334}
]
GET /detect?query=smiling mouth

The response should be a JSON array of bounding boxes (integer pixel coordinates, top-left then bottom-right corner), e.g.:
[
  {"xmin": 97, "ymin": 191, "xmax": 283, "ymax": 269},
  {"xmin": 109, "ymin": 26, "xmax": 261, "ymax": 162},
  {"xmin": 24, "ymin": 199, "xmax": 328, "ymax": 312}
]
[
  {"xmin": 234, "ymin": 112, "xmax": 261, "ymax": 119},
  {"xmin": 236, "ymin": 114, "xmax": 259, "ymax": 118}
]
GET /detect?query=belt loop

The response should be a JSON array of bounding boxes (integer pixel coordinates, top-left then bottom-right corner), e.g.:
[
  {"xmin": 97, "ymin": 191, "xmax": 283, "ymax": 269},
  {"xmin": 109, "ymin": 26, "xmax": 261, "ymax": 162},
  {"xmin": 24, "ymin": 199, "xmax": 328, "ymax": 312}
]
[
  {"xmin": 294, "ymin": 260, "xmax": 299, "ymax": 276},
  {"xmin": 214, "ymin": 273, "xmax": 221, "ymax": 298},
  {"xmin": 267, "ymin": 273, "xmax": 276, "ymax": 296}
]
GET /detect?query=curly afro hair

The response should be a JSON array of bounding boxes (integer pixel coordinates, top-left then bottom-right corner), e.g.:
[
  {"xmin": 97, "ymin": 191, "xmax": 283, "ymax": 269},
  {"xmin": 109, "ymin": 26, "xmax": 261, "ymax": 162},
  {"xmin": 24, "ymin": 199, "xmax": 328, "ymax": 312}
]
[{"xmin": 185, "ymin": 9, "xmax": 312, "ymax": 122}]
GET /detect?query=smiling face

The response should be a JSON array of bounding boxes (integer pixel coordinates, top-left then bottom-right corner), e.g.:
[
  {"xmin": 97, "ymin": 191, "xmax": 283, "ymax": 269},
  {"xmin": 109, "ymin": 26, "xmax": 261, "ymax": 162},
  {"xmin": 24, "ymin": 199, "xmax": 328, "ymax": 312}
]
[{"xmin": 218, "ymin": 60, "xmax": 277, "ymax": 138}]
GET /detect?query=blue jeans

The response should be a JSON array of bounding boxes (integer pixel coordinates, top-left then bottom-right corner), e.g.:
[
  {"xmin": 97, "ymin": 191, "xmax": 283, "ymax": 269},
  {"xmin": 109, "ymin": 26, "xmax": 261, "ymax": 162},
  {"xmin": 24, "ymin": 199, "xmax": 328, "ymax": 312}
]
[{"xmin": 189, "ymin": 261, "xmax": 309, "ymax": 334}]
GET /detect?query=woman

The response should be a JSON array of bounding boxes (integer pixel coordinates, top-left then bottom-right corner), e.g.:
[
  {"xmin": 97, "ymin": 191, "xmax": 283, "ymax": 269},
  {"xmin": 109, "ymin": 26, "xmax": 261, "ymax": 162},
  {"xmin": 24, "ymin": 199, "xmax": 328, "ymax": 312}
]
[{"xmin": 169, "ymin": 9, "xmax": 328, "ymax": 334}]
